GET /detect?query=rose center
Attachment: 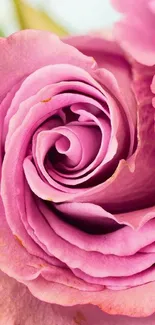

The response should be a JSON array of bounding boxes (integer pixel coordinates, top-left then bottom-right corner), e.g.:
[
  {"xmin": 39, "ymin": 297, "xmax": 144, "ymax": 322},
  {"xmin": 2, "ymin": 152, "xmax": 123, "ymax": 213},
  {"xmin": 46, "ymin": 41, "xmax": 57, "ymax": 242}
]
[{"xmin": 46, "ymin": 124, "xmax": 102, "ymax": 174}]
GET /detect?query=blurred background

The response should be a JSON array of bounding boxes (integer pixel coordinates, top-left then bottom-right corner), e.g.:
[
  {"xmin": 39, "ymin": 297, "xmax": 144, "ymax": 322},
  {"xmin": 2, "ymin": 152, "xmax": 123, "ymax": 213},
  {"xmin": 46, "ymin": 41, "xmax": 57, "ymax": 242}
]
[{"xmin": 0, "ymin": 0, "xmax": 120, "ymax": 37}]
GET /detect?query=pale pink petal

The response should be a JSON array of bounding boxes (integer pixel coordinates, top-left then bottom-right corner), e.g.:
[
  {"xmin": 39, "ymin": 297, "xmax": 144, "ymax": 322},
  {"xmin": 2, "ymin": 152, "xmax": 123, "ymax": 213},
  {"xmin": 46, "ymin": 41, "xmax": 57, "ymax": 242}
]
[{"xmin": 111, "ymin": 0, "xmax": 155, "ymax": 65}]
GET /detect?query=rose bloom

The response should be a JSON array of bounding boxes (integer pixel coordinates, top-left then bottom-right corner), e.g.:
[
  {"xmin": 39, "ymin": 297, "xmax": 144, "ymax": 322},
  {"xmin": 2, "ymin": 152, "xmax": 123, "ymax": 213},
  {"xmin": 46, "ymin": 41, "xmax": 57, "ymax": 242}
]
[{"xmin": 1, "ymin": 6, "xmax": 155, "ymax": 323}]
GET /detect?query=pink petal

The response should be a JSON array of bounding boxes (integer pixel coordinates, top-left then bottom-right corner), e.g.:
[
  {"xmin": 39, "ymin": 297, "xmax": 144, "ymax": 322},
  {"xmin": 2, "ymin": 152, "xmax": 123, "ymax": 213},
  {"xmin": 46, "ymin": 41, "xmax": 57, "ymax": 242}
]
[
  {"xmin": 63, "ymin": 35, "xmax": 137, "ymax": 146},
  {"xmin": 26, "ymin": 275, "xmax": 155, "ymax": 317},
  {"xmin": 53, "ymin": 203, "xmax": 155, "ymax": 256},
  {"xmin": 0, "ymin": 30, "xmax": 94, "ymax": 99},
  {"xmin": 0, "ymin": 197, "xmax": 56, "ymax": 280},
  {"xmin": 111, "ymin": 0, "xmax": 147, "ymax": 13},
  {"xmin": 111, "ymin": 0, "xmax": 155, "ymax": 65},
  {"xmin": 5, "ymin": 64, "xmax": 102, "ymax": 148},
  {"xmin": 2, "ymin": 269, "xmax": 155, "ymax": 324},
  {"xmin": 0, "ymin": 81, "xmax": 22, "ymax": 176}
]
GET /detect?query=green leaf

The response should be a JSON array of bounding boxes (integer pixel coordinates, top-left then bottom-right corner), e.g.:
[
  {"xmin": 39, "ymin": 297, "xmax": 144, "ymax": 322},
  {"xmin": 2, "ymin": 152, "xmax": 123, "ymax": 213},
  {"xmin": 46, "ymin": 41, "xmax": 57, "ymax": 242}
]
[
  {"xmin": 13, "ymin": 0, "xmax": 69, "ymax": 36},
  {"xmin": 0, "ymin": 28, "xmax": 5, "ymax": 37}
]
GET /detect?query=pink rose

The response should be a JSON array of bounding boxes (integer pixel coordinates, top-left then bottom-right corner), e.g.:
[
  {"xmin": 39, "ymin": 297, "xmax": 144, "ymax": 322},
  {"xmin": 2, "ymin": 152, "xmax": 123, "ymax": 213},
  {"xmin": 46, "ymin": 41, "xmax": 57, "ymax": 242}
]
[{"xmin": 1, "ymin": 26, "xmax": 155, "ymax": 323}]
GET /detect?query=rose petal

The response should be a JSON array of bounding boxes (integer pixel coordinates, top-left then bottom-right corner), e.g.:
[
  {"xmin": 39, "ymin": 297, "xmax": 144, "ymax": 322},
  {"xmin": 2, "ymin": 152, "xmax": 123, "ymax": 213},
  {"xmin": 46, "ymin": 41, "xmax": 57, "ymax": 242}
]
[
  {"xmin": 0, "ymin": 197, "xmax": 53, "ymax": 280},
  {"xmin": 111, "ymin": 0, "xmax": 147, "ymax": 13},
  {"xmin": 0, "ymin": 30, "xmax": 94, "ymax": 99},
  {"xmin": 111, "ymin": 0, "xmax": 155, "ymax": 65},
  {"xmin": 26, "ymin": 275, "xmax": 155, "ymax": 317},
  {"xmin": 63, "ymin": 35, "xmax": 137, "ymax": 146},
  {"xmin": 20, "ymin": 191, "xmax": 155, "ymax": 279},
  {"xmin": 72, "ymin": 265, "xmax": 155, "ymax": 290},
  {"xmin": 1, "ymin": 195, "xmax": 155, "ymax": 319},
  {"xmin": 0, "ymin": 81, "xmax": 22, "ymax": 176},
  {"xmin": 54, "ymin": 203, "xmax": 155, "ymax": 256},
  {"xmin": 5, "ymin": 63, "xmax": 102, "ymax": 148},
  {"xmin": 2, "ymin": 270, "xmax": 155, "ymax": 324}
]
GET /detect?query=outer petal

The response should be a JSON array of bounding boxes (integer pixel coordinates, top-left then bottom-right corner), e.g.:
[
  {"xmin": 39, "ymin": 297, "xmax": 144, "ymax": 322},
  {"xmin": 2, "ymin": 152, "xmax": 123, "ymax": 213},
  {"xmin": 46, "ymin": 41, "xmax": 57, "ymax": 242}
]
[
  {"xmin": 0, "ymin": 30, "xmax": 95, "ymax": 100},
  {"xmin": 2, "ymin": 184, "xmax": 155, "ymax": 319},
  {"xmin": 1, "ymin": 271, "xmax": 155, "ymax": 325},
  {"xmin": 0, "ymin": 197, "xmax": 102, "ymax": 292},
  {"xmin": 111, "ymin": 0, "xmax": 147, "ymax": 13},
  {"xmin": 111, "ymin": 0, "xmax": 155, "ymax": 65},
  {"xmin": 26, "ymin": 276, "xmax": 155, "ymax": 317},
  {"xmin": 2, "ymin": 181, "xmax": 155, "ymax": 317}
]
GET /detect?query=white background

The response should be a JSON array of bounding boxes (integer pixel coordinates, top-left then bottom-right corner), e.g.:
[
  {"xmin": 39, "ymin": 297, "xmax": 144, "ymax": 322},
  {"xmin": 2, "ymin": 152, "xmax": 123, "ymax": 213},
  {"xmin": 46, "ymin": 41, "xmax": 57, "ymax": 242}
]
[{"xmin": 0, "ymin": 0, "xmax": 120, "ymax": 35}]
